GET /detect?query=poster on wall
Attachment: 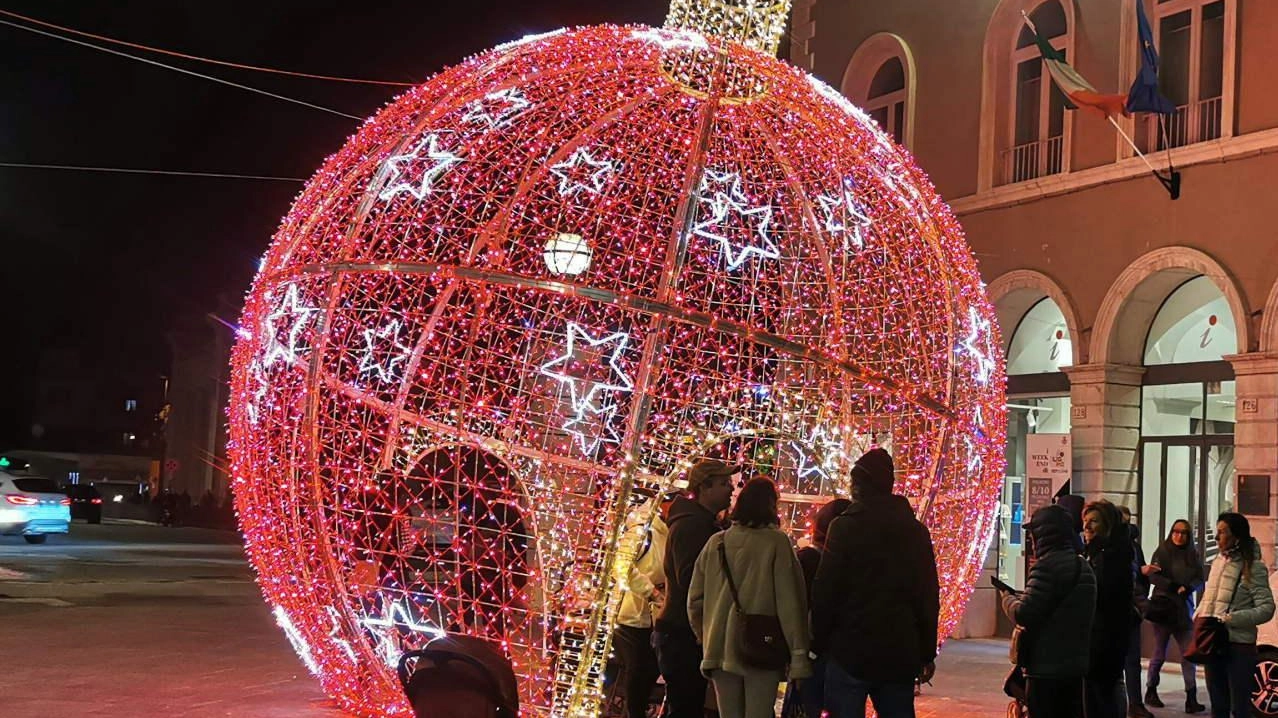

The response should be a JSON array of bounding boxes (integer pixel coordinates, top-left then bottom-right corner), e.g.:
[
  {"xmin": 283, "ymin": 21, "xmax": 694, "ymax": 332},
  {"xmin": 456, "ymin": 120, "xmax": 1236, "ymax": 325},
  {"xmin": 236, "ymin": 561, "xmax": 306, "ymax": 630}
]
[{"xmin": 1025, "ymin": 433, "xmax": 1072, "ymax": 517}]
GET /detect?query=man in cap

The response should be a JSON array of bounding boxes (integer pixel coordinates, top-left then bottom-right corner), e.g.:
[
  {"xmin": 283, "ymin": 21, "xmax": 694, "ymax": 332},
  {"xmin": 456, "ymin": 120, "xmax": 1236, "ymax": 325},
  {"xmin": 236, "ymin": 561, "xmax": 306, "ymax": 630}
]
[
  {"xmin": 811, "ymin": 448, "xmax": 940, "ymax": 718},
  {"xmin": 653, "ymin": 458, "xmax": 737, "ymax": 718}
]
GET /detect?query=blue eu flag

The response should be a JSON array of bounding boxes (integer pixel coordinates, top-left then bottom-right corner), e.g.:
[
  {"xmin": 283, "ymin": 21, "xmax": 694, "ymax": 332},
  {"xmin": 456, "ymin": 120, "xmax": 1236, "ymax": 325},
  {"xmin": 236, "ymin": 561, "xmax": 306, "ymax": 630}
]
[{"xmin": 1127, "ymin": 0, "xmax": 1176, "ymax": 115}]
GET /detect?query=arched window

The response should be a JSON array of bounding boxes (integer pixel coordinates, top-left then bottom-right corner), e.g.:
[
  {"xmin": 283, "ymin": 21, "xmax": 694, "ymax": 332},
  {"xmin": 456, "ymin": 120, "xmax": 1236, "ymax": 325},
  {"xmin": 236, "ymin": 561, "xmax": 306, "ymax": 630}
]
[
  {"xmin": 1136, "ymin": 0, "xmax": 1235, "ymax": 151},
  {"xmin": 1006, "ymin": 1, "xmax": 1070, "ymax": 184},
  {"xmin": 843, "ymin": 34, "xmax": 915, "ymax": 148},
  {"xmin": 979, "ymin": 0, "xmax": 1079, "ymax": 190}
]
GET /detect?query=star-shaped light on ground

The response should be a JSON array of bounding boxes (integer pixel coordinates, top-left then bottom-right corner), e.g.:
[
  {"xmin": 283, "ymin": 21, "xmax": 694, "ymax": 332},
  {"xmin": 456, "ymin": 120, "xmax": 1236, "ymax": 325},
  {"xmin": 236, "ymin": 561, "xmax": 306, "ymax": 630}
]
[
  {"xmin": 816, "ymin": 176, "xmax": 873, "ymax": 252},
  {"xmin": 461, "ymin": 88, "xmax": 531, "ymax": 130},
  {"xmin": 261, "ymin": 284, "xmax": 318, "ymax": 369},
  {"xmin": 274, "ymin": 605, "xmax": 320, "ymax": 676},
  {"xmin": 540, "ymin": 323, "xmax": 634, "ymax": 453},
  {"xmin": 961, "ymin": 306, "xmax": 995, "ymax": 385},
  {"xmin": 629, "ymin": 27, "xmax": 710, "ymax": 52},
  {"xmin": 360, "ymin": 599, "xmax": 446, "ymax": 669},
  {"xmin": 378, "ymin": 133, "xmax": 463, "ymax": 202},
  {"xmin": 326, "ymin": 607, "xmax": 357, "ymax": 662},
  {"xmin": 358, "ymin": 319, "xmax": 412, "ymax": 384},
  {"xmin": 549, "ymin": 148, "xmax": 619, "ymax": 198},
  {"xmin": 692, "ymin": 169, "xmax": 781, "ymax": 270}
]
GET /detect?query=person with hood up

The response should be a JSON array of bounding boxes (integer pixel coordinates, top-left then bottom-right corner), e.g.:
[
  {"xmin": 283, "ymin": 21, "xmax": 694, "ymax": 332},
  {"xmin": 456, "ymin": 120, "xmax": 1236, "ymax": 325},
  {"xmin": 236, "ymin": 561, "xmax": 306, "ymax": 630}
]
[
  {"xmin": 811, "ymin": 448, "xmax": 940, "ymax": 718},
  {"xmin": 611, "ymin": 493, "xmax": 669, "ymax": 718},
  {"xmin": 688, "ymin": 477, "xmax": 811, "ymax": 718},
  {"xmin": 1082, "ymin": 499, "xmax": 1136, "ymax": 718},
  {"xmin": 1195, "ymin": 512, "xmax": 1275, "ymax": 718},
  {"xmin": 654, "ymin": 458, "xmax": 737, "ymax": 718},
  {"xmin": 1143, "ymin": 518, "xmax": 1206, "ymax": 713},
  {"xmin": 998, "ymin": 504, "xmax": 1097, "ymax": 718}
]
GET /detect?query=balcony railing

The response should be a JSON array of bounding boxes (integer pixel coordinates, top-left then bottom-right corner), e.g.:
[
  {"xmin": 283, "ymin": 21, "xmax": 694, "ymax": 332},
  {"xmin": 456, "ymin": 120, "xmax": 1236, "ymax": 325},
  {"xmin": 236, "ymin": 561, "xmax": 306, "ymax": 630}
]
[
  {"xmin": 1000, "ymin": 135, "xmax": 1065, "ymax": 186},
  {"xmin": 1140, "ymin": 96, "xmax": 1223, "ymax": 152}
]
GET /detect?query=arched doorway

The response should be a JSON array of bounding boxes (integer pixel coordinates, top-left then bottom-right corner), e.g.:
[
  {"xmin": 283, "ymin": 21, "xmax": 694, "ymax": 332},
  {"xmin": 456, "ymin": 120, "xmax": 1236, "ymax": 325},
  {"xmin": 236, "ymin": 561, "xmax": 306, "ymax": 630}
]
[
  {"xmin": 998, "ymin": 296, "xmax": 1074, "ymax": 594},
  {"xmin": 1138, "ymin": 276, "xmax": 1238, "ymax": 559}
]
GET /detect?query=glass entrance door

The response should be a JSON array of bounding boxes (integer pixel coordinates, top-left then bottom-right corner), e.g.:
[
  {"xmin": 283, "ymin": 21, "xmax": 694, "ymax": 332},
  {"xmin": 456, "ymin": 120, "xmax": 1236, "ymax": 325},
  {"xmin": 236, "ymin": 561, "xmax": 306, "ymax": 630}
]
[{"xmin": 1140, "ymin": 436, "xmax": 1235, "ymax": 561}]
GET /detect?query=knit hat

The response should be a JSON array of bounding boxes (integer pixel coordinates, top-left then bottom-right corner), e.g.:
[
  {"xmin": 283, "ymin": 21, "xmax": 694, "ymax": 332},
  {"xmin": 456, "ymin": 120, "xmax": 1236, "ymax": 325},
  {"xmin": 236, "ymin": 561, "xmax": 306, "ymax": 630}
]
[
  {"xmin": 851, "ymin": 448, "xmax": 895, "ymax": 495},
  {"xmin": 687, "ymin": 458, "xmax": 739, "ymax": 493}
]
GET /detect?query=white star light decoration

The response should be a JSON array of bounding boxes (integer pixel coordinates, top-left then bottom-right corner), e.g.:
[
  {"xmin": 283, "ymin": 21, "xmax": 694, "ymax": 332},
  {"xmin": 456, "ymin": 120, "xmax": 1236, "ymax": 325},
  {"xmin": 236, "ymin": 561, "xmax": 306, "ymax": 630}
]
[
  {"xmin": 274, "ymin": 606, "xmax": 321, "ymax": 676},
  {"xmin": 549, "ymin": 148, "xmax": 619, "ymax": 198},
  {"xmin": 261, "ymin": 284, "xmax": 318, "ymax": 369},
  {"xmin": 961, "ymin": 306, "xmax": 995, "ymax": 385},
  {"xmin": 693, "ymin": 169, "xmax": 781, "ymax": 270},
  {"xmin": 540, "ymin": 323, "xmax": 634, "ymax": 455},
  {"xmin": 358, "ymin": 319, "xmax": 412, "ymax": 384},
  {"xmin": 816, "ymin": 177, "xmax": 873, "ymax": 251},
  {"xmin": 378, "ymin": 133, "xmax": 464, "ymax": 202},
  {"xmin": 629, "ymin": 27, "xmax": 710, "ymax": 52},
  {"xmin": 245, "ymin": 360, "xmax": 269, "ymax": 425},
  {"xmin": 360, "ymin": 600, "xmax": 446, "ymax": 669},
  {"xmin": 462, "ymin": 88, "xmax": 531, "ymax": 130}
]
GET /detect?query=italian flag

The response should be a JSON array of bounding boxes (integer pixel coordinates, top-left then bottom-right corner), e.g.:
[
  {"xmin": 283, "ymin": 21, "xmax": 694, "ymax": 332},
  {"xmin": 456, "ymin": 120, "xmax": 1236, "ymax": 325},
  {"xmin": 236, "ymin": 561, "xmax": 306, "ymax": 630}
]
[{"xmin": 1028, "ymin": 21, "xmax": 1129, "ymax": 119}]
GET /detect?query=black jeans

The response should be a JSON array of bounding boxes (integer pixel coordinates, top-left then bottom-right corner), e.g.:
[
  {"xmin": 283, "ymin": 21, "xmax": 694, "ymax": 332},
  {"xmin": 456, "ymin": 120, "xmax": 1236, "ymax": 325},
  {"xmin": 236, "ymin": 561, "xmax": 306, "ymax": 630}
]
[
  {"xmin": 654, "ymin": 627, "xmax": 706, "ymax": 718},
  {"xmin": 823, "ymin": 658, "xmax": 916, "ymax": 718},
  {"xmin": 1083, "ymin": 674, "xmax": 1126, "ymax": 718},
  {"xmin": 1125, "ymin": 623, "xmax": 1144, "ymax": 706},
  {"xmin": 613, "ymin": 625, "xmax": 660, "ymax": 718},
  {"xmin": 1027, "ymin": 676, "xmax": 1084, "ymax": 718},
  {"xmin": 1205, "ymin": 642, "xmax": 1258, "ymax": 718}
]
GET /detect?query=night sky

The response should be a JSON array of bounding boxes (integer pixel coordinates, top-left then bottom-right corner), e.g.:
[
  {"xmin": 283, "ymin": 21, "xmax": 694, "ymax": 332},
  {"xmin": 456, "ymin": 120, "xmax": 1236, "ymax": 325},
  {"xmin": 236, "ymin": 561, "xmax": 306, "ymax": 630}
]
[{"xmin": 0, "ymin": 1, "xmax": 672, "ymax": 445}]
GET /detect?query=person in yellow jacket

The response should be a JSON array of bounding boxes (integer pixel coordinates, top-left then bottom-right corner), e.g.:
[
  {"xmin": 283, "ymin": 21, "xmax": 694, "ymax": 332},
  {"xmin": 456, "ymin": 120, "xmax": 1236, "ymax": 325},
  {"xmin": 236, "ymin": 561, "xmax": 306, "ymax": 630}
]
[{"xmin": 611, "ymin": 494, "xmax": 669, "ymax": 718}]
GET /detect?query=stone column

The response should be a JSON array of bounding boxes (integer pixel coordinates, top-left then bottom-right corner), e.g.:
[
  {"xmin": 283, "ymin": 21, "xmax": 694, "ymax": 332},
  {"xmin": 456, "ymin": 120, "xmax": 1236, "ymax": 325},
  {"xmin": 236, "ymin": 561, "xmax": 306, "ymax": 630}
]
[
  {"xmin": 1062, "ymin": 364, "xmax": 1145, "ymax": 506},
  {"xmin": 1225, "ymin": 353, "xmax": 1278, "ymax": 645}
]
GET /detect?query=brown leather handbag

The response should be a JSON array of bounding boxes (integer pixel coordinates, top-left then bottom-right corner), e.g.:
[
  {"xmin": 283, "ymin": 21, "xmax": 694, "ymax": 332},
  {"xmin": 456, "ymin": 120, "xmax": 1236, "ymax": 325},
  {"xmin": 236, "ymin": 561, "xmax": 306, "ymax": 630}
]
[
  {"xmin": 719, "ymin": 541, "xmax": 790, "ymax": 671},
  {"xmin": 1184, "ymin": 566, "xmax": 1243, "ymax": 664}
]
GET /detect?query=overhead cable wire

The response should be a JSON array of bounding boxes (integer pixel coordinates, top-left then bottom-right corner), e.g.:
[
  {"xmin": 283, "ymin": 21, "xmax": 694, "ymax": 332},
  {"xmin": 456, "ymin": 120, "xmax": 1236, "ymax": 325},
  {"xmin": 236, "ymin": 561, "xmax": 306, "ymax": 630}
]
[
  {"xmin": 0, "ymin": 18, "xmax": 364, "ymax": 120},
  {"xmin": 0, "ymin": 8, "xmax": 415, "ymax": 87},
  {"xmin": 0, "ymin": 161, "xmax": 306, "ymax": 182}
]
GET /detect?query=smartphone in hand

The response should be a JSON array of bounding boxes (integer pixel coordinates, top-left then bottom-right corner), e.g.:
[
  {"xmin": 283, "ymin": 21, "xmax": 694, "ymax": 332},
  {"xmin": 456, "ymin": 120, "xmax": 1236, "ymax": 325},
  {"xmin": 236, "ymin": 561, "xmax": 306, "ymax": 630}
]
[{"xmin": 990, "ymin": 576, "xmax": 1020, "ymax": 594}]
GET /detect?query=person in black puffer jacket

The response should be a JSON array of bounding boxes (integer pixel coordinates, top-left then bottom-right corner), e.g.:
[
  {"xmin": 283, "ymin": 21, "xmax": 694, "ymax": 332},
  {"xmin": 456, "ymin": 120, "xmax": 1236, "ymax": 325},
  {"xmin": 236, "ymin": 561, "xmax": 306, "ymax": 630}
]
[
  {"xmin": 812, "ymin": 449, "xmax": 939, "ymax": 718},
  {"xmin": 999, "ymin": 504, "xmax": 1097, "ymax": 718},
  {"xmin": 1083, "ymin": 500, "xmax": 1136, "ymax": 718}
]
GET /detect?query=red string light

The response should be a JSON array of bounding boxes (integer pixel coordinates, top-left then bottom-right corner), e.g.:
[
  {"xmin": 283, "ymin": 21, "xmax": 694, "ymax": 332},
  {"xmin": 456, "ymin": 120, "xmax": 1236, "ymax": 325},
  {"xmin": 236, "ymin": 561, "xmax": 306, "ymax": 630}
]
[{"xmin": 228, "ymin": 24, "xmax": 1006, "ymax": 717}]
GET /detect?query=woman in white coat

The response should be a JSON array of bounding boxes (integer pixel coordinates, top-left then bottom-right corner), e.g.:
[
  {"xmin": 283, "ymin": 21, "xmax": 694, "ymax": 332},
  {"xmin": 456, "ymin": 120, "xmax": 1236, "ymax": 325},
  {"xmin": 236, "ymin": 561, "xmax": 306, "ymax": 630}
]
[
  {"xmin": 688, "ymin": 477, "xmax": 811, "ymax": 718},
  {"xmin": 1195, "ymin": 512, "xmax": 1276, "ymax": 718}
]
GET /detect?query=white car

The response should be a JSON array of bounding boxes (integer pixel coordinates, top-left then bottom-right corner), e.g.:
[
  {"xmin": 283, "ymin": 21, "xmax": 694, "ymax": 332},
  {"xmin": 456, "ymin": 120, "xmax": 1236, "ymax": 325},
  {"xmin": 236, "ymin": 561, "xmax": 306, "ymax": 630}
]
[{"xmin": 0, "ymin": 470, "xmax": 71, "ymax": 544}]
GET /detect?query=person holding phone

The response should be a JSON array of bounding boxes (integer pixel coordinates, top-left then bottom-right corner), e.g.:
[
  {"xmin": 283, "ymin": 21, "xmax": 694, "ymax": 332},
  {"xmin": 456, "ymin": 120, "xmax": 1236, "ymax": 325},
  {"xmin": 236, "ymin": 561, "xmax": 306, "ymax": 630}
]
[{"xmin": 998, "ymin": 504, "xmax": 1097, "ymax": 718}]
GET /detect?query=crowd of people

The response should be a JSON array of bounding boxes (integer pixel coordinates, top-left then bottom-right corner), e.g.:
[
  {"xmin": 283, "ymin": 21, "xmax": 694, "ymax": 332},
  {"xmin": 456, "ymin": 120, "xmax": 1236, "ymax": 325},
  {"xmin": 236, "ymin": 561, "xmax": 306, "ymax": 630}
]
[
  {"xmin": 404, "ymin": 448, "xmax": 1277, "ymax": 718},
  {"xmin": 998, "ymin": 498, "xmax": 1275, "ymax": 718},
  {"xmin": 616, "ymin": 448, "xmax": 940, "ymax": 718}
]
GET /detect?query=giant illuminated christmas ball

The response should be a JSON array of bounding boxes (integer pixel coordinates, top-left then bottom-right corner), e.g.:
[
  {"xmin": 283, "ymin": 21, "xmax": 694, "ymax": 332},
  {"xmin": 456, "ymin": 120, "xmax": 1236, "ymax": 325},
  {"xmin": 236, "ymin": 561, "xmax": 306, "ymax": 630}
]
[{"xmin": 228, "ymin": 2, "xmax": 1006, "ymax": 716}]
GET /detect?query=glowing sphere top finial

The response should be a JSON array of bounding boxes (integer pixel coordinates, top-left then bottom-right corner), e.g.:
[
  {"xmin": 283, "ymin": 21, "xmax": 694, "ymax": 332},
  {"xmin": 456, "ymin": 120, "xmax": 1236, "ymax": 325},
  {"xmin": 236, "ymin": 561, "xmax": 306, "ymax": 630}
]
[{"xmin": 664, "ymin": 0, "xmax": 793, "ymax": 54}]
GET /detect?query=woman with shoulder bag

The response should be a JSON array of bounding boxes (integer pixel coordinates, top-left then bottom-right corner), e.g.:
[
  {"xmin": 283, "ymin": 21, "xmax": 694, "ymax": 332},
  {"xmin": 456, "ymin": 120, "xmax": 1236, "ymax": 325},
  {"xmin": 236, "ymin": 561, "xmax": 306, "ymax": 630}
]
[
  {"xmin": 1143, "ymin": 519, "xmax": 1206, "ymax": 713},
  {"xmin": 689, "ymin": 478, "xmax": 811, "ymax": 718},
  {"xmin": 998, "ymin": 504, "xmax": 1097, "ymax": 718},
  {"xmin": 1194, "ymin": 513, "xmax": 1276, "ymax": 718}
]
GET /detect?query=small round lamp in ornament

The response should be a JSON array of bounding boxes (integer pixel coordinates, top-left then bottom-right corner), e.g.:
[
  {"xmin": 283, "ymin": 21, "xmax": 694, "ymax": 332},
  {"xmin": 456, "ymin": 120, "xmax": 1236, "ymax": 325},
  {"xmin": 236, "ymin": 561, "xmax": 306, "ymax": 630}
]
[{"xmin": 227, "ymin": 1, "xmax": 1007, "ymax": 716}]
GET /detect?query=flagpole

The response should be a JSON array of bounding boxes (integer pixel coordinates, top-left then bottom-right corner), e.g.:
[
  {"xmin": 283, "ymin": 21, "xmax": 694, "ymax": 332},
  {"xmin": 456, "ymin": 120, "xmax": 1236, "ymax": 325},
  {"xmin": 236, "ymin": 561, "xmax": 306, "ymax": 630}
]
[{"xmin": 1107, "ymin": 116, "xmax": 1159, "ymax": 175}]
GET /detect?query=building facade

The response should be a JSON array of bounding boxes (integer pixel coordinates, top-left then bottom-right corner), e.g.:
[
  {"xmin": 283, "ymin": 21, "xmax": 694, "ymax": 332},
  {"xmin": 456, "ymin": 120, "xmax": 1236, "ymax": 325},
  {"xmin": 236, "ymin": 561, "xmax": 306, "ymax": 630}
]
[{"xmin": 795, "ymin": 0, "xmax": 1278, "ymax": 637}]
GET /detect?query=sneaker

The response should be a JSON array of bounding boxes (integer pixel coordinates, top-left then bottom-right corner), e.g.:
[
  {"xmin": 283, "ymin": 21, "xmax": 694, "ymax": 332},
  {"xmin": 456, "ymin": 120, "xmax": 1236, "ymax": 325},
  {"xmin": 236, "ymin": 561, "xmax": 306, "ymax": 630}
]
[
  {"xmin": 1185, "ymin": 696, "xmax": 1206, "ymax": 714},
  {"xmin": 1144, "ymin": 686, "xmax": 1164, "ymax": 708},
  {"xmin": 1128, "ymin": 705, "xmax": 1154, "ymax": 718}
]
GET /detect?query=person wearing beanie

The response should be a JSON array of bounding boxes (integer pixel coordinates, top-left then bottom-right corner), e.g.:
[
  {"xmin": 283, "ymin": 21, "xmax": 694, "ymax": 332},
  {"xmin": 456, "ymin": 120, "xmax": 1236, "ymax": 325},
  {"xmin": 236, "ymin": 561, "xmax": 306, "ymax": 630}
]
[
  {"xmin": 654, "ymin": 458, "xmax": 737, "ymax": 718},
  {"xmin": 811, "ymin": 449, "xmax": 940, "ymax": 718}
]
